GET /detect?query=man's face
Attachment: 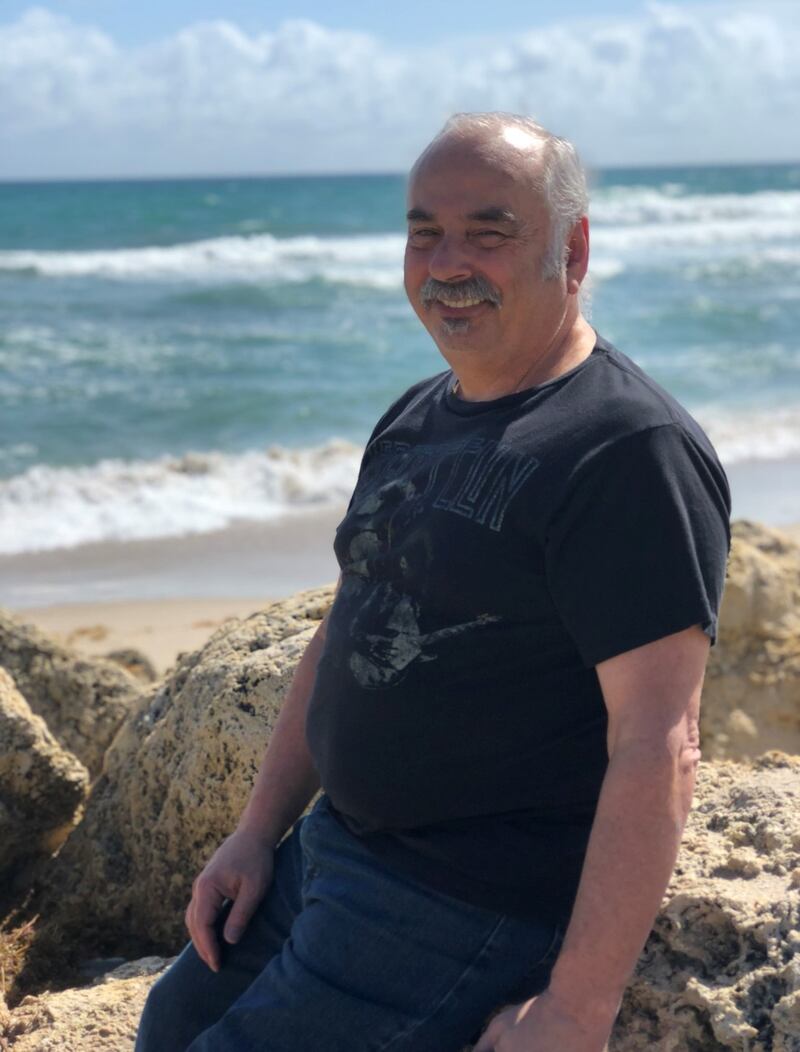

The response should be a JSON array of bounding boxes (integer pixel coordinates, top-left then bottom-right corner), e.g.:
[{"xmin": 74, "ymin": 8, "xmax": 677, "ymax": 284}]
[{"xmin": 404, "ymin": 137, "xmax": 570, "ymax": 368}]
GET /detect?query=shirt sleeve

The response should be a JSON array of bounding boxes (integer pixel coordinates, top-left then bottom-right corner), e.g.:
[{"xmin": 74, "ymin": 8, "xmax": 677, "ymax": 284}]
[{"xmin": 544, "ymin": 422, "xmax": 731, "ymax": 668}]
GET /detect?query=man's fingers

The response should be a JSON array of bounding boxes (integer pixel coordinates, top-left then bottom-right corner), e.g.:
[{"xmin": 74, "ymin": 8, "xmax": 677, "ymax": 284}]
[
  {"xmin": 190, "ymin": 880, "xmax": 225, "ymax": 972},
  {"xmin": 472, "ymin": 1021, "xmax": 495, "ymax": 1051},
  {"xmin": 223, "ymin": 881, "xmax": 263, "ymax": 944},
  {"xmin": 473, "ymin": 1010, "xmax": 508, "ymax": 1052}
]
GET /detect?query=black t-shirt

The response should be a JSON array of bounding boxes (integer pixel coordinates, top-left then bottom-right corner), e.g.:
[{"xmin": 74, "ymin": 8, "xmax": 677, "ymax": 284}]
[{"xmin": 305, "ymin": 335, "xmax": 731, "ymax": 923}]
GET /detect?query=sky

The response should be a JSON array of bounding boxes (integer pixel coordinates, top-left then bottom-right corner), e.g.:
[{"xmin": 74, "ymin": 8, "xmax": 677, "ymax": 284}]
[{"xmin": 1, "ymin": 1, "xmax": 799, "ymax": 179}]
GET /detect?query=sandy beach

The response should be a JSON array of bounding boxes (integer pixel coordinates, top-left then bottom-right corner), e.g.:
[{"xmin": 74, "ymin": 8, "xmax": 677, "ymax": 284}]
[
  {"xmin": 15, "ymin": 597, "xmax": 286, "ymax": 678},
  {"xmin": 2, "ymin": 505, "xmax": 342, "ymax": 675}
]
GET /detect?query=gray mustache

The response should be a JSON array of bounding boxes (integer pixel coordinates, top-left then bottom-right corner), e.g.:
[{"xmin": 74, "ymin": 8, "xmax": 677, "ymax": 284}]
[{"xmin": 419, "ymin": 276, "xmax": 502, "ymax": 308}]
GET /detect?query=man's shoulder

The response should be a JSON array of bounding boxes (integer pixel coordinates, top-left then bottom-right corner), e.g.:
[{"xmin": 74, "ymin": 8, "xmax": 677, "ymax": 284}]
[
  {"xmin": 576, "ymin": 334, "xmax": 716, "ymax": 457},
  {"xmin": 366, "ymin": 371, "xmax": 449, "ymax": 444}
]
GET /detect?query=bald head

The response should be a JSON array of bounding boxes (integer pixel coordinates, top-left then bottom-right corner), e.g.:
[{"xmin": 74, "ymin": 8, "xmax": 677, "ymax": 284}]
[
  {"xmin": 410, "ymin": 112, "xmax": 588, "ymax": 280},
  {"xmin": 412, "ymin": 114, "xmax": 547, "ymax": 188}
]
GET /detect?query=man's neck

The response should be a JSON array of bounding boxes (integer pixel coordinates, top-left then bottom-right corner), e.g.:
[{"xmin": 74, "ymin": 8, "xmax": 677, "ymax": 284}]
[{"xmin": 450, "ymin": 315, "xmax": 596, "ymax": 403}]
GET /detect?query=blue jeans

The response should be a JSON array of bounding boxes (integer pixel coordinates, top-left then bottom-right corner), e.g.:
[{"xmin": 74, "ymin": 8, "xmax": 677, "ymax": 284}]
[{"xmin": 136, "ymin": 796, "xmax": 563, "ymax": 1051}]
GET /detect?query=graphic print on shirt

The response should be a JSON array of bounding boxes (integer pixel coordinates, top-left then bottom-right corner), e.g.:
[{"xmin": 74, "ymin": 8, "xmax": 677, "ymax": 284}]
[
  {"xmin": 359, "ymin": 436, "xmax": 540, "ymax": 533},
  {"xmin": 345, "ymin": 577, "xmax": 499, "ymax": 689},
  {"xmin": 339, "ymin": 435, "xmax": 535, "ymax": 689}
]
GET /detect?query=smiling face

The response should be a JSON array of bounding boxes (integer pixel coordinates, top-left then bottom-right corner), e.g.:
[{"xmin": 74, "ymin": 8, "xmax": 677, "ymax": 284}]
[{"xmin": 404, "ymin": 133, "xmax": 580, "ymax": 379}]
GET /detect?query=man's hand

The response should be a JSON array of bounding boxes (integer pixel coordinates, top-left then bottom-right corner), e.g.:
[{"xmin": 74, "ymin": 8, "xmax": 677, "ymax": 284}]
[
  {"xmin": 185, "ymin": 827, "xmax": 275, "ymax": 972},
  {"xmin": 473, "ymin": 989, "xmax": 612, "ymax": 1052}
]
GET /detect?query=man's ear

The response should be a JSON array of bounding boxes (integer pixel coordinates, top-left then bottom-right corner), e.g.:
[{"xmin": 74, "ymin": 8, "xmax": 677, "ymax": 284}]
[{"xmin": 566, "ymin": 216, "xmax": 590, "ymax": 294}]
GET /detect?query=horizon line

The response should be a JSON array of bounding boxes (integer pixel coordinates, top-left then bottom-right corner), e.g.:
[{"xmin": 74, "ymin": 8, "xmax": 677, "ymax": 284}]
[{"xmin": 1, "ymin": 157, "xmax": 799, "ymax": 186}]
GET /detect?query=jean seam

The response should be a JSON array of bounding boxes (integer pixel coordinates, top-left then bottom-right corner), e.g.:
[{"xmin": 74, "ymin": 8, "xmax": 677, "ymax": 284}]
[
  {"xmin": 524, "ymin": 921, "xmax": 564, "ymax": 976},
  {"xmin": 373, "ymin": 914, "xmax": 509, "ymax": 1052}
]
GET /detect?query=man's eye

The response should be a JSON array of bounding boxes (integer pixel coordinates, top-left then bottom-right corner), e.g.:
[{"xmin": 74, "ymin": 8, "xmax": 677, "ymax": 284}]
[{"xmin": 473, "ymin": 230, "xmax": 507, "ymax": 244}]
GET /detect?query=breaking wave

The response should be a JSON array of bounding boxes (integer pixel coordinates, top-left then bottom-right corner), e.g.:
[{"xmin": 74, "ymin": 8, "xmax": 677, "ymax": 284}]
[
  {"xmin": 2, "ymin": 186, "xmax": 797, "ymax": 287},
  {"xmin": 0, "ymin": 440, "xmax": 362, "ymax": 554}
]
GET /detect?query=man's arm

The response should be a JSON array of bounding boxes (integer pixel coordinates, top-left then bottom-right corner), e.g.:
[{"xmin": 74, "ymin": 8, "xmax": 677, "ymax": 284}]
[
  {"xmin": 475, "ymin": 624, "xmax": 708, "ymax": 1052},
  {"xmin": 185, "ymin": 608, "xmax": 330, "ymax": 971},
  {"xmin": 235, "ymin": 615, "xmax": 328, "ymax": 845}
]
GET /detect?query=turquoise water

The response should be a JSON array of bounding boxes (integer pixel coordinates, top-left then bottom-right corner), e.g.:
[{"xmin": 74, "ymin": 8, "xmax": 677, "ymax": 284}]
[{"xmin": 1, "ymin": 164, "xmax": 799, "ymax": 553}]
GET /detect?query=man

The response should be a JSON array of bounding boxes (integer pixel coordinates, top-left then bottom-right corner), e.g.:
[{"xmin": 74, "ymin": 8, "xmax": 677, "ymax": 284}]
[{"xmin": 137, "ymin": 113, "xmax": 730, "ymax": 1051}]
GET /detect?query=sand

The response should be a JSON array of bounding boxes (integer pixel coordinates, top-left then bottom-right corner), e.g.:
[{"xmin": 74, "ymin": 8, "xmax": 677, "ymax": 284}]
[
  {"xmin": 2, "ymin": 506, "xmax": 343, "ymax": 676},
  {"xmin": 17, "ymin": 597, "xmax": 286, "ymax": 678}
]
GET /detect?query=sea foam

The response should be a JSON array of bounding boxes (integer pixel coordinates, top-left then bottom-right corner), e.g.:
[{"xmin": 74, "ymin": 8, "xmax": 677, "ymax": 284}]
[
  {"xmin": 0, "ymin": 440, "xmax": 362, "ymax": 555},
  {"xmin": 0, "ymin": 233, "xmax": 406, "ymax": 287}
]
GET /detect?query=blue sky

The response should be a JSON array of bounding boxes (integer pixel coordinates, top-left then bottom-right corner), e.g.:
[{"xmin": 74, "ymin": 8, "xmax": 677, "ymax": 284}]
[
  {"xmin": 1, "ymin": 2, "xmax": 798, "ymax": 178},
  {"xmin": 0, "ymin": 0, "xmax": 739, "ymax": 45}
]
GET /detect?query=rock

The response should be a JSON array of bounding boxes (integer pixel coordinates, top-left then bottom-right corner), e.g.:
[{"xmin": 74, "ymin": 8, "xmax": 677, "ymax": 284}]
[
  {"xmin": 102, "ymin": 649, "xmax": 157, "ymax": 685},
  {"xmin": 610, "ymin": 753, "xmax": 800, "ymax": 1051},
  {"xmin": 0, "ymin": 610, "xmax": 145, "ymax": 776},
  {"xmin": 23, "ymin": 586, "xmax": 335, "ymax": 968},
  {"xmin": 0, "ymin": 668, "xmax": 89, "ymax": 884},
  {"xmin": 2, "ymin": 956, "xmax": 171, "ymax": 1050},
  {"xmin": 703, "ymin": 521, "xmax": 800, "ymax": 761},
  {"xmin": 76, "ymin": 958, "xmax": 128, "ymax": 982}
]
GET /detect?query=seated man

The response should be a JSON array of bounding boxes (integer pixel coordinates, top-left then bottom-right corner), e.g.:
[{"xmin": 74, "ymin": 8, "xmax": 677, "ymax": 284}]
[{"xmin": 137, "ymin": 111, "xmax": 731, "ymax": 1052}]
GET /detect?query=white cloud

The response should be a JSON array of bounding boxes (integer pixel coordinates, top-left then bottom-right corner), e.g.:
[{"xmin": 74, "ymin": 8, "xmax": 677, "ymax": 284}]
[{"xmin": 0, "ymin": 4, "xmax": 798, "ymax": 177}]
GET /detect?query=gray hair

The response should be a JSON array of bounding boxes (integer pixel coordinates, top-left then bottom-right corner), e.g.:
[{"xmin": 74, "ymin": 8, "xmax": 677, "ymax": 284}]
[{"xmin": 425, "ymin": 112, "xmax": 588, "ymax": 280}]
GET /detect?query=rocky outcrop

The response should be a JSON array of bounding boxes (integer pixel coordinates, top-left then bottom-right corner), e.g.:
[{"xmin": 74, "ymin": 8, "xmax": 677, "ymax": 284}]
[
  {"xmin": 9, "ymin": 756, "xmax": 800, "ymax": 1051},
  {"xmin": 0, "ymin": 668, "xmax": 89, "ymax": 885},
  {"xmin": 611, "ymin": 753, "xmax": 800, "ymax": 1051},
  {"xmin": 1, "ymin": 956, "xmax": 170, "ymax": 1050},
  {"xmin": 102, "ymin": 649, "xmax": 158, "ymax": 685},
  {"xmin": 24, "ymin": 586, "xmax": 335, "ymax": 966},
  {"xmin": 0, "ymin": 610, "xmax": 145, "ymax": 776},
  {"xmin": 703, "ymin": 521, "xmax": 800, "ymax": 761}
]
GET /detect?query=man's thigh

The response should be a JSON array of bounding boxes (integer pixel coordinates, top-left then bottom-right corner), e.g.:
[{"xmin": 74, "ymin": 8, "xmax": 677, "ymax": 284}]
[
  {"xmin": 186, "ymin": 799, "xmax": 562, "ymax": 1052},
  {"xmin": 135, "ymin": 813, "xmax": 307, "ymax": 1052}
]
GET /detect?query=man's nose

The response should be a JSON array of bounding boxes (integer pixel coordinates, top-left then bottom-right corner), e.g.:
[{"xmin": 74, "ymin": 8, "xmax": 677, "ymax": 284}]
[{"xmin": 427, "ymin": 235, "xmax": 472, "ymax": 283}]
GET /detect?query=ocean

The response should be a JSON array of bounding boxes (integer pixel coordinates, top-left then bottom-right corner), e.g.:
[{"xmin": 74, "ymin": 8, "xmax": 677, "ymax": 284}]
[{"xmin": 1, "ymin": 164, "xmax": 799, "ymax": 580}]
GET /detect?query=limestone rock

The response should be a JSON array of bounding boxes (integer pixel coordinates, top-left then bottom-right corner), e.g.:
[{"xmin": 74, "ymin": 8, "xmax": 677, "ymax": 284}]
[
  {"xmin": 102, "ymin": 649, "xmax": 157, "ymax": 685},
  {"xmin": 0, "ymin": 668, "xmax": 89, "ymax": 883},
  {"xmin": 28, "ymin": 586, "xmax": 335, "ymax": 962},
  {"xmin": 0, "ymin": 610, "xmax": 145, "ymax": 776},
  {"xmin": 611, "ymin": 754, "xmax": 800, "ymax": 1051},
  {"xmin": 2, "ymin": 956, "xmax": 171, "ymax": 1050},
  {"xmin": 703, "ymin": 521, "xmax": 800, "ymax": 761}
]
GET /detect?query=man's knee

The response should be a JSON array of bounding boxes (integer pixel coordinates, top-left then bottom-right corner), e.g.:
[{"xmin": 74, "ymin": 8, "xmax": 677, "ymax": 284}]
[
  {"xmin": 136, "ymin": 955, "xmax": 205, "ymax": 1052},
  {"xmin": 136, "ymin": 969, "xmax": 173, "ymax": 1052}
]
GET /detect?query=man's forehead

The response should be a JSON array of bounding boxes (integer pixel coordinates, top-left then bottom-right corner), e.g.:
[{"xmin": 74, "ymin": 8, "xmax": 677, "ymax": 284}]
[{"xmin": 407, "ymin": 134, "xmax": 545, "ymax": 209}]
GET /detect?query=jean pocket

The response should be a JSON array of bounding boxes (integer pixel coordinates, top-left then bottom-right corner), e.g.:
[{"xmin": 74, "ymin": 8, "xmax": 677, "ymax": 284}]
[
  {"xmin": 508, "ymin": 923, "xmax": 565, "ymax": 1002},
  {"xmin": 525, "ymin": 923, "xmax": 564, "ymax": 976}
]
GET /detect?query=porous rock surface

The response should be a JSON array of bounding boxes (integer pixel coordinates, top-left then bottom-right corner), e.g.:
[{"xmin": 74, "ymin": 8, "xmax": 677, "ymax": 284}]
[
  {"xmin": 1, "ymin": 956, "xmax": 170, "ymax": 1050},
  {"xmin": 12, "ymin": 757, "xmax": 800, "ymax": 1051},
  {"xmin": 611, "ymin": 753, "xmax": 800, "ymax": 1051},
  {"xmin": 0, "ymin": 610, "xmax": 145, "ymax": 776},
  {"xmin": 0, "ymin": 668, "xmax": 89, "ymax": 882},
  {"xmin": 703, "ymin": 521, "xmax": 800, "ymax": 761},
  {"xmin": 30, "ymin": 585, "xmax": 335, "ymax": 959},
  {"xmin": 102, "ymin": 648, "xmax": 158, "ymax": 685}
]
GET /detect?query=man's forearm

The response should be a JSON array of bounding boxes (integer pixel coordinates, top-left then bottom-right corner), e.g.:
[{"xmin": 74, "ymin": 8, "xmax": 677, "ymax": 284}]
[
  {"xmin": 546, "ymin": 739, "xmax": 697, "ymax": 1030},
  {"xmin": 235, "ymin": 618, "xmax": 327, "ymax": 846}
]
